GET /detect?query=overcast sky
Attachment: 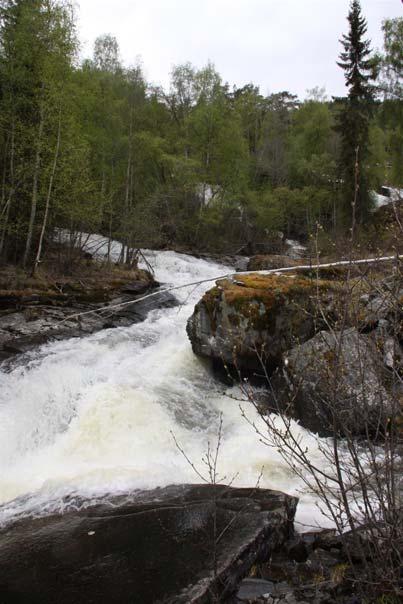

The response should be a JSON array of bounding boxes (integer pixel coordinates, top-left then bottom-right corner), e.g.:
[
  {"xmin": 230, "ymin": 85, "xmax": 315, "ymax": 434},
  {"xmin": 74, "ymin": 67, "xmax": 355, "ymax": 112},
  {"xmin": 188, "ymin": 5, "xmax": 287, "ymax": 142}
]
[{"xmin": 77, "ymin": 0, "xmax": 402, "ymax": 99}]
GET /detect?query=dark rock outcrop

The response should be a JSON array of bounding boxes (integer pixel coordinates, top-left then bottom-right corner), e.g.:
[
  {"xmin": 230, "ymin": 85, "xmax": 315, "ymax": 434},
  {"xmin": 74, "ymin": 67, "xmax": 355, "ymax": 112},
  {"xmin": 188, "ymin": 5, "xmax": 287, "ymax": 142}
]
[
  {"xmin": 187, "ymin": 267, "xmax": 401, "ymax": 434},
  {"xmin": 358, "ymin": 277, "xmax": 403, "ymax": 335},
  {"xmin": 120, "ymin": 279, "xmax": 153, "ymax": 295},
  {"xmin": 0, "ymin": 484, "xmax": 297, "ymax": 604}
]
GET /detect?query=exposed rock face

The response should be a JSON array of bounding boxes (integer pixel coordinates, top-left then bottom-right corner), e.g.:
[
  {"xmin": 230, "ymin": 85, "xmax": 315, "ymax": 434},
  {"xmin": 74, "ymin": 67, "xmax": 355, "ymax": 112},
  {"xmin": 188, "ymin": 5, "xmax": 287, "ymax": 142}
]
[
  {"xmin": 187, "ymin": 267, "xmax": 401, "ymax": 434},
  {"xmin": 186, "ymin": 274, "xmax": 336, "ymax": 375},
  {"xmin": 277, "ymin": 328, "xmax": 394, "ymax": 435},
  {"xmin": 0, "ymin": 280, "xmax": 177, "ymax": 363},
  {"xmin": 0, "ymin": 484, "xmax": 297, "ymax": 604}
]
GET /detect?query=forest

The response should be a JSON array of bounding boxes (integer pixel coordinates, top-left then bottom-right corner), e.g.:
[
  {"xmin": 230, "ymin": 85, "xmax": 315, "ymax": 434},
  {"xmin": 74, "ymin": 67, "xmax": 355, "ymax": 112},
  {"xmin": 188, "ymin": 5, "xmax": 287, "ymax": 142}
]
[
  {"xmin": 0, "ymin": 0, "xmax": 401, "ymax": 270},
  {"xmin": 0, "ymin": 3, "xmax": 402, "ymax": 602}
]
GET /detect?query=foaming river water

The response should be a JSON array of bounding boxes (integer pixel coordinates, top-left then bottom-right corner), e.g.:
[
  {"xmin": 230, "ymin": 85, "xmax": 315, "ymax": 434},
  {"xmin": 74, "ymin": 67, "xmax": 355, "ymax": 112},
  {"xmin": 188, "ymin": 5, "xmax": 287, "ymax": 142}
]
[{"xmin": 0, "ymin": 242, "xmax": 333, "ymax": 529}]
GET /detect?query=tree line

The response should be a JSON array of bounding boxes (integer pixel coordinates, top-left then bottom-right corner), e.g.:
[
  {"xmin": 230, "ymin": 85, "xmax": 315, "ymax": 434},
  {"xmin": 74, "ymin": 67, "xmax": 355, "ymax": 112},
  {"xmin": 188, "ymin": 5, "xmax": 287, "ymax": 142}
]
[{"xmin": 0, "ymin": 0, "xmax": 401, "ymax": 268}]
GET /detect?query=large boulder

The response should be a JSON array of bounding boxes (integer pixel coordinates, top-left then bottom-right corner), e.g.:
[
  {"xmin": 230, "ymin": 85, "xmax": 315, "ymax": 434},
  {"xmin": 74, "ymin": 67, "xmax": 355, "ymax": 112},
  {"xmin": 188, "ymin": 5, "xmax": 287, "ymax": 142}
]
[
  {"xmin": 187, "ymin": 274, "xmax": 337, "ymax": 376},
  {"xmin": 0, "ymin": 484, "xmax": 297, "ymax": 604},
  {"xmin": 273, "ymin": 328, "xmax": 395, "ymax": 436}
]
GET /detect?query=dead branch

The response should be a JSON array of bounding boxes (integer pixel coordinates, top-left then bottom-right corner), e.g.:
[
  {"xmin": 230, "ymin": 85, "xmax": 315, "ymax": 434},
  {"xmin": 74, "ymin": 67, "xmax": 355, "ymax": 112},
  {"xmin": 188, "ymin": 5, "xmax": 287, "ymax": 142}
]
[{"xmin": 59, "ymin": 254, "xmax": 403, "ymax": 325}]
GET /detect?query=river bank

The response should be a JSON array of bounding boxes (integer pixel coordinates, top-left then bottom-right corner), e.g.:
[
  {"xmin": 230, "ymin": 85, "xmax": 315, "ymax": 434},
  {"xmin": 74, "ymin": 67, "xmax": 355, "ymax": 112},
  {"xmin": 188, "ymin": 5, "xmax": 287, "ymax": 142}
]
[{"xmin": 0, "ymin": 252, "xmax": 180, "ymax": 363}]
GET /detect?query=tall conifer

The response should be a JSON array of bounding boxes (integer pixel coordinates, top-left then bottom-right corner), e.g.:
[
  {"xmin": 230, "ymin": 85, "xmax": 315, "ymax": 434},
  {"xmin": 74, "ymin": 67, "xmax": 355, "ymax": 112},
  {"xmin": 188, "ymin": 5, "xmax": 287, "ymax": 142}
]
[{"xmin": 336, "ymin": 0, "xmax": 374, "ymax": 225}]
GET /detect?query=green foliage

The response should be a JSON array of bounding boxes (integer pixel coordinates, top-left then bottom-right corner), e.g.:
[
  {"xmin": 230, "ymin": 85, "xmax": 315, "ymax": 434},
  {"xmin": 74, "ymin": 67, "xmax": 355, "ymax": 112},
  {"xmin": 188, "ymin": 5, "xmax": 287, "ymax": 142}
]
[
  {"xmin": 288, "ymin": 100, "xmax": 337, "ymax": 188},
  {"xmin": 378, "ymin": 17, "xmax": 403, "ymax": 100},
  {"xmin": 368, "ymin": 122, "xmax": 388, "ymax": 189},
  {"xmin": 0, "ymin": 1, "xmax": 400, "ymax": 262}
]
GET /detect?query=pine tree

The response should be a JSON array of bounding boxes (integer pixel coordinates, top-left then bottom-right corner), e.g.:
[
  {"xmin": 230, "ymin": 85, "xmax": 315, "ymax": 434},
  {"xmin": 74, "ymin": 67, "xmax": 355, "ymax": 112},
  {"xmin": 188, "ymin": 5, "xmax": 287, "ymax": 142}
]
[{"xmin": 336, "ymin": 0, "xmax": 374, "ymax": 225}]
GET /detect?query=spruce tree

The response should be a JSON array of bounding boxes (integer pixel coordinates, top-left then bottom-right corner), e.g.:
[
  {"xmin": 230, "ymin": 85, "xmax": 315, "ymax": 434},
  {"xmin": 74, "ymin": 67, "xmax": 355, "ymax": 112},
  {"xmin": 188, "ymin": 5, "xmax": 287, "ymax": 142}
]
[{"xmin": 336, "ymin": 0, "xmax": 374, "ymax": 225}]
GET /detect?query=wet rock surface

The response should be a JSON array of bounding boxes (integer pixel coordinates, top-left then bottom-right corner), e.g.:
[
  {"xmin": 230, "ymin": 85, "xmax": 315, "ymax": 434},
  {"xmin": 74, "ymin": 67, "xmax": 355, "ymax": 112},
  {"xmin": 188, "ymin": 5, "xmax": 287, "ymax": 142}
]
[{"xmin": 0, "ymin": 484, "xmax": 297, "ymax": 604}]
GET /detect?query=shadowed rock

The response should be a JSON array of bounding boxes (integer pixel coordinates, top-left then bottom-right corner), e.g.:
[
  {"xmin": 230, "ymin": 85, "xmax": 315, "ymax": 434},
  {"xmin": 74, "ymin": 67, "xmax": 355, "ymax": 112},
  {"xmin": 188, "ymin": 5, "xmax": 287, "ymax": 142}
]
[{"xmin": 0, "ymin": 484, "xmax": 297, "ymax": 604}]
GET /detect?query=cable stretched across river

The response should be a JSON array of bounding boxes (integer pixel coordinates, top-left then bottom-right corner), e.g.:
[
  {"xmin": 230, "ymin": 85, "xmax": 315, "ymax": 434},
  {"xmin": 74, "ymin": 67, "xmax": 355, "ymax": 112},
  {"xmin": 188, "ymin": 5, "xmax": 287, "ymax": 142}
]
[{"xmin": 60, "ymin": 254, "xmax": 403, "ymax": 325}]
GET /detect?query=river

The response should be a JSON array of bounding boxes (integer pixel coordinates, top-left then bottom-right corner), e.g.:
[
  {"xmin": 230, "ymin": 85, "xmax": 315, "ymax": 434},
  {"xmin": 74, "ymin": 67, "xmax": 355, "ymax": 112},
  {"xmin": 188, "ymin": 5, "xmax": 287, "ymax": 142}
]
[{"xmin": 0, "ymin": 242, "xmax": 333, "ymax": 529}]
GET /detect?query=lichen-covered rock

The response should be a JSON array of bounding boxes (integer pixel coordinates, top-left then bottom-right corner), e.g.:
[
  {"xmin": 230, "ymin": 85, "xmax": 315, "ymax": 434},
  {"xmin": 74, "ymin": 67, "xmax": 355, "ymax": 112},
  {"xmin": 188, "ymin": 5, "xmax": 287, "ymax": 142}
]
[
  {"xmin": 279, "ymin": 328, "xmax": 394, "ymax": 435},
  {"xmin": 186, "ymin": 274, "xmax": 337, "ymax": 375}
]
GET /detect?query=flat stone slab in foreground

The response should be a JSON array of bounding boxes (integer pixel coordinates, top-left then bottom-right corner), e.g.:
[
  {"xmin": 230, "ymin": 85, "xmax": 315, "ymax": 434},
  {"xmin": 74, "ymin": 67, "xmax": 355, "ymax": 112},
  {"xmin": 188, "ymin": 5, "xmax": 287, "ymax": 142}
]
[{"xmin": 0, "ymin": 484, "xmax": 297, "ymax": 604}]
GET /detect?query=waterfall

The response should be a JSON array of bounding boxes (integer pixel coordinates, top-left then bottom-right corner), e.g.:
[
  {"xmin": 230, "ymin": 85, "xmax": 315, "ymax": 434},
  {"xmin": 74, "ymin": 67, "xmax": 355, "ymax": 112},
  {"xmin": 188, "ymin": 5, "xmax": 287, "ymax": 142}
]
[{"xmin": 0, "ymin": 241, "xmax": 334, "ymax": 529}]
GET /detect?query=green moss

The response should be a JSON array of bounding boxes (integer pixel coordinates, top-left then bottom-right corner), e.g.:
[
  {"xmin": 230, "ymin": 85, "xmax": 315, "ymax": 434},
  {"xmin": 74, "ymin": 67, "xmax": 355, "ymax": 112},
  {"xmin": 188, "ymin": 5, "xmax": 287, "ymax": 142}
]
[
  {"xmin": 224, "ymin": 273, "xmax": 334, "ymax": 312},
  {"xmin": 201, "ymin": 273, "xmax": 338, "ymax": 333}
]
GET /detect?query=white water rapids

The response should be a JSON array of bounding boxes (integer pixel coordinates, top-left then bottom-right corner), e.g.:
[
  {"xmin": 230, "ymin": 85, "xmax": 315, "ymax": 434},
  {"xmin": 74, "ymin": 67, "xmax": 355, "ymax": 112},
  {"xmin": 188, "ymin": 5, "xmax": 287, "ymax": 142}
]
[{"xmin": 0, "ymin": 242, "xmax": 335, "ymax": 529}]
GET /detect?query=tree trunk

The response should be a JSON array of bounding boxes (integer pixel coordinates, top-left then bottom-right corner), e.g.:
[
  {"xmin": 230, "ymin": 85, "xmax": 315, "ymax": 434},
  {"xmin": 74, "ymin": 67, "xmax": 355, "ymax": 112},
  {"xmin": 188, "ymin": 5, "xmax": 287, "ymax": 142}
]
[
  {"xmin": 0, "ymin": 121, "xmax": 15, "ymax": 258},
  {"xmin": 32, "ymin": 107, "xmax": 62, "ymax": 276},
  {"xmin": 0, "ymin": 133, "xmax": 10, "ymax": 212},
  {"xmin": 123, "ymin": 107, "xmax": 133, "ymax": 264},
  {"xmin": 23, "ymin": 94, "xmax": 45, "ymax": 268}
]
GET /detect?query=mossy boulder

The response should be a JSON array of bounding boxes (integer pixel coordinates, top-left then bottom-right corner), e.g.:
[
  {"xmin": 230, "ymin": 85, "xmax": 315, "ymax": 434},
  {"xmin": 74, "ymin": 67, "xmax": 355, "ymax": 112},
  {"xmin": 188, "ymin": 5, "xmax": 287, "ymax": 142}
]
[{"xmin": 186, "ymin": 273, "xmax": 338, "ymax": 376}]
